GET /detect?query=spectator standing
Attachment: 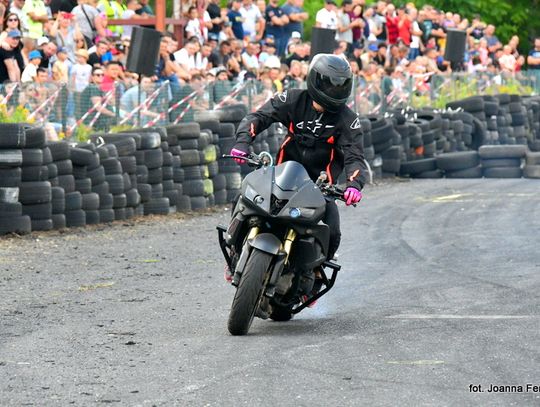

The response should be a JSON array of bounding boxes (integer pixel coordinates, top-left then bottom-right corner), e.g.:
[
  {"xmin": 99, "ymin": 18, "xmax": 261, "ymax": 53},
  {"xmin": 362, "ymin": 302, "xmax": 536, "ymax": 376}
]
[
  {"xmin": 282, "ymin": 0, "xmax": 308, "ymax": 47},
  {"xmin": 498, "ymin": 45, "xmax": 518, "ymax": 74},
  {"xmin": 408, "ymin": 8, "xmax": 422, "ymax": 60},
  {"xmin": 265, "ymin": 0, "xmax": 289, "ymax": 56},
  {"xmin": 373, "ymin": 1, "xmax": 387, "ymax": 43},
  {"xmin": 483, "ymin": 24, "xmax": 502, "ymax": 60},
  {"xmin": 347, "ymin": 2, "xmax": 367, "ymax": 47},
  {"xmin": 240, "ymin": 0, "xmax": 264, "ymax": 42},
  {"xmin": 22, "ymin": 0, "xmax": 48, "ymax": 40},
  {"xmin": 0, "ymin": 30, "xmax": 24, "ymax": 83},
  {"xmin": 185, "ymin": 5, "xmax": 212, "ymax": 45},
  {"xmin": 384, "ymin": 3, "xmax": 398, "ymax": 45},
  {"xmin": 70, "ymin": 48, "xmax": 91, "ymax": 92},
  {"xmin": 315, "ymin": 0, "xmax": 338, "ymax": 30},
  {"xmin": 336, "ymin": 0, "xmax": 361, "ymax": 51},
  {"xmin": 227, "ymin": 0, "xmax": 245, "ymax": 41},
  {"xmin": 396, "ymin": 6, "xmax": 410, "ymax": 46},
  {"xmin": 21, "ymin": 50, "xmax": 43, "ymax": 83},
  {"xmin": 9, "ymin": 0, "xmax": 26, "ymax": 26},
  {"xmin": 120, "ymin": 75, "xmax": 159, "ymax": 125},
  {"xmin": 207, "ymin": 0, "xmax": 225, "ymax": 39},
  {"xmin": 136, "ymin": 0, "xmax": 153, "ymax": 16},
  {"xmin": 122, "ymin": 0, "xmax": 146, "ymax": 40},
  {"xmin": 527, "ymin": 38, "xmax": 540, "ymax": 92},
  {"xmin": 79, "ymin": 66, "xmax": 114, "ymax": 130},
  {"xmin": 72, "ymin": 0, "xmax": 104, "ymax": 48},
  {"xmin": 97, "ymin": 0, "xmax": 125, "ymax": 36},
  {"xmin": 363, "ymin": 6, "xmax": 380, "ymax": 43},
  {"xmin": 49, "ymin": 11, "xmax": 82, "ymax": 63}
]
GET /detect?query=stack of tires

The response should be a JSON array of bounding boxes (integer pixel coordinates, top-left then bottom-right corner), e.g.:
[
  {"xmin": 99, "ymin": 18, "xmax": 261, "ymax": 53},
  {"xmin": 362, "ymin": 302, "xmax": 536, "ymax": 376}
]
[
  {"xmin": 0, "ymin": 124, "xmax": 31, "ymax": 235},
  {"xmin": 265, "ymin": 123, "xmax": 286, "ymax": 161},
  {"xmin": 93, "ymin": 134, "xmax": 140, "ymax": 219},
  {"xmin": 48, "ymin": 141, "xmax": 71, "ymax": 229},
  {"xmin": 20, "ymin": 127, "xmax": 53, "ymax": 231},
  {"xmin": 217, "ymin": 104, "xmax": 247, "ymax": 131},
  {"xmin": 161, "ymin": 126, "xmax": 191, "ymax": 212},
  {"xmin": 216, "ymin": 122, "xmax": 242, "ymax": 203},
  {"xmin": 507, "ymin": 96, "xmax": 529, "ymax": 146},
  {"xmin": 70, "ymin": 145, "xmax": 102, "ymax": 225},
  {"xmin": 446, "ymin": 97, "xmax": 487, "ymax": 149},
  {"xmin": 169, "ymin": 122, "xmax": 206, "ymax": 210},
  {"xmin": 436, "ymin": 151, "xmax": 481, "ymax": 178},
  {"xmin": 479, "ymin": 145, "xmax": 526, "ymax": 178},
  {"xmin": 97, "ymin": 143, "xmax": 124, "ymax": 223},
  {"xmin": 522, "ymin": 97, "xmax": 540, "ymax": 151}
]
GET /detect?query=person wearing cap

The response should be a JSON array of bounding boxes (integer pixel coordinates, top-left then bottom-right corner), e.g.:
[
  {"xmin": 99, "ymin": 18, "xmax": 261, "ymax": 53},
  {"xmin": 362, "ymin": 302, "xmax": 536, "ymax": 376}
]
[
  {"xmin": 49, "ymin": 11, "xmax": 82, "ymax": 63},
  {"xmin": 21, "ymin": 49, "xmax": 42, "ymax": 82},
  {"xmin": 315, "ymin": 0, "xmax": 338, "ymax": 30},
  {"xmin": 22, "ymin": 0, "xmax": 48, "ymax": 39},
  {"xmin": 0, "ymin": 29, "xmax": 24, "ymax": 83},
  {"xmin": 0, "ymin": 13, "xmax": 22, "ymax": 45},
  {"xmin": 52, "ymin": 46, "xmax": 69, "ymax": 83}
]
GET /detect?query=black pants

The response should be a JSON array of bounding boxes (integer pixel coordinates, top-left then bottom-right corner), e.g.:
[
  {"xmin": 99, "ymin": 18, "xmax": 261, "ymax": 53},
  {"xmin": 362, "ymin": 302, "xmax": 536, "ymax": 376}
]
[{"xmin": 323, "ymin": 199, "xmax": 341, "ymax": 261}]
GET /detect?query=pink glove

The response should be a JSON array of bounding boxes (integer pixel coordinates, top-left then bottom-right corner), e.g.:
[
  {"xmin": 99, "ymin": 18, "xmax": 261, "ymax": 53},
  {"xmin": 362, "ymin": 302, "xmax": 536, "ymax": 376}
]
[
  {"xmin": 343, "ymin": 187, "xmax": 362, "ymax": 206},
  {"xmin": 230, "ymin": 147, "xmax": 247, "ymax": 164}
]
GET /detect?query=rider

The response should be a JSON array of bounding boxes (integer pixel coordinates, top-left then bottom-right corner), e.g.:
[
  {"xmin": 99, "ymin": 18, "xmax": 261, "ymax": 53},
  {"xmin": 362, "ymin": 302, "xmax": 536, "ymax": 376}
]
[{"xmin": 230, "ymin": 53, "xmax": 366, "ymax": 287}]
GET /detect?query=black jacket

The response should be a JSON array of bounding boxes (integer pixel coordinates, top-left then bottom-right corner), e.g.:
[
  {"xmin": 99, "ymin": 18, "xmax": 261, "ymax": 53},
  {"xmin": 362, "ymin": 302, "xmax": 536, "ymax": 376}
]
[{"xmin": 234, "ymin": 88, "xmax": 367, "ymax": 190}]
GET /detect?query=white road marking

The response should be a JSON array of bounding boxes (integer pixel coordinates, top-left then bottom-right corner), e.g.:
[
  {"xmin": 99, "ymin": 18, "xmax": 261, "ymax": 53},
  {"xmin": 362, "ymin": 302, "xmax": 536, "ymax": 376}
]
[{"xmin": 386, "ymin": 314, "xmax": 536, "ymax": 320}]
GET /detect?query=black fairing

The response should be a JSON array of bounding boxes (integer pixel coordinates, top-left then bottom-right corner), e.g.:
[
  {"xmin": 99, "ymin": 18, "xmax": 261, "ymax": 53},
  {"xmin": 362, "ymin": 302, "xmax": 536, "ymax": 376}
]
[{"xmin": 241, "ymin": 161, "xmax": 326, "ymax": 223}]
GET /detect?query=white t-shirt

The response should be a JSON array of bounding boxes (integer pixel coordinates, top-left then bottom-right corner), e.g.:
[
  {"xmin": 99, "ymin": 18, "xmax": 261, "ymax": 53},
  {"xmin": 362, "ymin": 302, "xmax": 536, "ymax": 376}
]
[
  {"xmin": 173, "ymin": 48, "xmax": 196, "ymax": 71},
  {"xmin": 240, "ymin": 5, "xmax": 262, "ymax": 40},
  {"xmin": 185, "ymin": 11, "xmax": 211, "ymax": 44},
  {"xmin": 21, "ymin": 63, "xmax": 38, "ymax": 83},
  {"xmin": 242, "ymin": 51, "xmax": 259, "ymax": 70},
  {"xmin": 410, "ymin": 21, "xmax": 421, "ymax": 49},
  {"xmin": 71, "ymin": 62, "xmax": 92, "ymax": 92},
  {"xmin": 316, "ymin": 8, "xmax": 337, "ymax": 30}
]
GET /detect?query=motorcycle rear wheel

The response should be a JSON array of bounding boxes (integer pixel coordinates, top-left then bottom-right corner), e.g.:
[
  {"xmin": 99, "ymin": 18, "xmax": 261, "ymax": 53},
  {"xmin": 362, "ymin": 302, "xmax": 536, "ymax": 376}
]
[{"xmin": 228, "ymin": 248, "xmax": 273, "ymax": 335}]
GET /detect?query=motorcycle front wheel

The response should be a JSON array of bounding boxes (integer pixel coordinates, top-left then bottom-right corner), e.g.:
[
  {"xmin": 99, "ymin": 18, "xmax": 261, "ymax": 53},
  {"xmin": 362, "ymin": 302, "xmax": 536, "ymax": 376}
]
[{"xmin": 228, "ymin": 248, "xmax": 273, "ymax": 335}]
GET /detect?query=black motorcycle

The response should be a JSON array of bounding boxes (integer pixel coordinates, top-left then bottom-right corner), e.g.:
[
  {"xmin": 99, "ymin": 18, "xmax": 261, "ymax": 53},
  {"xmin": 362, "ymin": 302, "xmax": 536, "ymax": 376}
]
[{"xmin": 217, "ymin": 152, "xmax": 355, "ymax": 335}]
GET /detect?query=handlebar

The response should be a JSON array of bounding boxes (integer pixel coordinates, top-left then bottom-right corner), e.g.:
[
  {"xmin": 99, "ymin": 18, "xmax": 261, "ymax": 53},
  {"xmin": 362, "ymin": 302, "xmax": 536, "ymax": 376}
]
[{"xmin": 222, "ymin": 155, "xmax": 357, "ymax": 207}]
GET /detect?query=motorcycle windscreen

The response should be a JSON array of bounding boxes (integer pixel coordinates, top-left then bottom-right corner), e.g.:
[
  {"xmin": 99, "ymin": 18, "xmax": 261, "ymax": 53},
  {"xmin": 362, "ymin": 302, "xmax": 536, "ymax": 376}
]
[{"xmin": 273, "ymin": 161, "xmax": 312, "ymax": 192}]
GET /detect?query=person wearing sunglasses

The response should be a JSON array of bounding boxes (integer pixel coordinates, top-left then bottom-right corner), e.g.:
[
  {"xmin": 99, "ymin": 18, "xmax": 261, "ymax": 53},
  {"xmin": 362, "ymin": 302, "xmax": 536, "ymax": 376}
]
[
  {"xmin": 0, "ymin": 13, "xmax": 21, "ymax": 44},
  {"xmin": 78, "ymin": 66, "xmax": 115, "ymax": 130}
]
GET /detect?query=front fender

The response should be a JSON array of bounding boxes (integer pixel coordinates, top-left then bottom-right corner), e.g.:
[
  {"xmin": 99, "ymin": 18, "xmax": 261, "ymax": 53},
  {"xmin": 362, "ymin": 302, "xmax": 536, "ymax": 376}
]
[{"xmin": 249, "ymin": 233, "xmax": 282, "ymax": 255}]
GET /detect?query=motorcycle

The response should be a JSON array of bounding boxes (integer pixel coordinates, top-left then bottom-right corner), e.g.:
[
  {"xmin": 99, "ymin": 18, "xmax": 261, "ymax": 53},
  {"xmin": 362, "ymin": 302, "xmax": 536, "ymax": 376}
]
[{"xmin": 217, "ymin": 152, "xmax": 356, "ymax": 335}]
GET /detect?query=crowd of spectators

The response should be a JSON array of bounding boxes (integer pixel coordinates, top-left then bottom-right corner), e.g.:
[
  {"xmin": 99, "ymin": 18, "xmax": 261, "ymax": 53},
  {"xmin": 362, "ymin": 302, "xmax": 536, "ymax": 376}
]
[{"xmin": 0, "ymin": 0, "xmax": 538, "ymax": 136}]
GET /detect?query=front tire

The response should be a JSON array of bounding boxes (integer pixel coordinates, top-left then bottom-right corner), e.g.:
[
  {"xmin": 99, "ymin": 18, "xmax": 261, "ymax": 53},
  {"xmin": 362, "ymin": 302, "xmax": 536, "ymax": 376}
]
[{"xmin": 228, "ymin": 249, "xmax": 273, "ymax": 335}]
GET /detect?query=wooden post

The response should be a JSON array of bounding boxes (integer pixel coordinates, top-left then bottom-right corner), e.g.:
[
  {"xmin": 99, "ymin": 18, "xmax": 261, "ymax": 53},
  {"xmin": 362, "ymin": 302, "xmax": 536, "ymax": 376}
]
[{"xmin": 156, "ymin": 0, "xmax": 166, "ymax": 32}]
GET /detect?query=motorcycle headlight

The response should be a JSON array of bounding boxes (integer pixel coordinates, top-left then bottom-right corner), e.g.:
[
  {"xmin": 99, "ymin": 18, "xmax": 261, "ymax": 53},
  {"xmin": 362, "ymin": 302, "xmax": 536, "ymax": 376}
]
[
  {"xmin": 289, "ymin": 208, "xmax": 301, "ymax": 218},
  {"xmin": 289, "ymin": 207, "xmax": 316, "ymax": 218}
]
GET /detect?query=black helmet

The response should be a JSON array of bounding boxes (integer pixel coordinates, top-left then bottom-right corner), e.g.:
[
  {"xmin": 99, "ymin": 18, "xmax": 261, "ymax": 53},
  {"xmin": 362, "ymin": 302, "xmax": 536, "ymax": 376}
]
[{"xmin": 307, "ymin": 54, "xmax": 353, "ymax": 113}]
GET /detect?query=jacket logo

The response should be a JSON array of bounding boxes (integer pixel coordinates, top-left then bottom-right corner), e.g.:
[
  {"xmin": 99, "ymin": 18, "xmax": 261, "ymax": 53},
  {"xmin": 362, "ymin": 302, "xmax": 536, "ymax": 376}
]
[
  {"xmin": 278, "ymin": 90, "xmax": 288, "ymax": 102},
  {"xmin": 350, "ymin": 117, "xmax": 362, "ymax": 130}
]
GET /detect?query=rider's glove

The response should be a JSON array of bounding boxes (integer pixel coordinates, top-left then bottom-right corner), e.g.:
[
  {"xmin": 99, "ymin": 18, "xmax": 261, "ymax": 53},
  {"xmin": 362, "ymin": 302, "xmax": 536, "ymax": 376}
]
[
  {"xmin": 230, "ymin": 147, "xmax": 248, "ymax": 164},
  {"xmin": 343, "ymin": 187, "xmax": 362, "ymax": 206}
]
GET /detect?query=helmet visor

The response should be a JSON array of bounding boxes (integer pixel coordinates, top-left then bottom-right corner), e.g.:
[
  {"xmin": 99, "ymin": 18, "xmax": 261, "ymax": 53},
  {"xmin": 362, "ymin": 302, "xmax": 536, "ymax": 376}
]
[{"xmin": 316, "ymin": 74, "xmax": 352, "ymax": 100}]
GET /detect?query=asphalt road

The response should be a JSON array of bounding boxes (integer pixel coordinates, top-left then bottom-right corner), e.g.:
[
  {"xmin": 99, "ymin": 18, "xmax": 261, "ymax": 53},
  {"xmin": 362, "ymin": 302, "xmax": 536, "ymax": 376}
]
[{"xmin": 1, "ymin": 179, "xmax": 540, "ymax": 406}]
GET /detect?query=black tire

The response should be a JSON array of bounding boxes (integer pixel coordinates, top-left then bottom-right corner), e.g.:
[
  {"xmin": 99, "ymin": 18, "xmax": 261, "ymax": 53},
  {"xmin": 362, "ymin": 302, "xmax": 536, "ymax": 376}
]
[
  {"xmin": 140, "ymin": 132, "xmax": 161, "ymax": 149},
  {"xmin": 99, "ymin": 193, "xmax": 114, "ymax": 209},
  {"xmin": 481, "ymin": 158, "xmax": 521, "ymax": 168},
  {"xmin": 19, "ymin": 181, "xmax": 51, "ymax": 204},
  {"xmin": 162, "ymin": 165, "xmax": 173, "ymax": 181},
  {"xmin": 82, "ymin": 192, "xmax": 100, "ymax": 211},
  {"xmin": 483, "ymin": 166, "xmax": 523, "ymax": 178},
  {"xmin": 436, "ymin": 152, "xmax": 479, "ymax": 171},
  {"xmin": 0, "ymin": 123, "xmax": 26, "ymax": 148},
  {"xmin": 162, "ymin": 179, "xmax": 174, "ymax": 191},
  {"xmin": 101, "ymin": 158, "xmax": 123, "ymax": 174},
  {"xmin": 126, "ymin": 188, "xmax": 141, "ymax": 207},
  {"xmin": 400, "ymin": 158, "xmax": 437, "ymax": 175},
  {"xmin": 478, "ymin": 145, "xmax": 527, "ymax": 159},
  {"xmin": 24, "ymin": 126, "xmax": 46, "ymax": 148},
  {"xmin": 176, "ymin": 194, "xmax": 191, "ymax": 211},
  {"xmin": 65, "ymin": 191, "xmax": 83, "ymax": 211},
  {"xmin": 96, "ymin": 146, "xmax": 110, "ymax": 160},
  {"xmin": 212, "ymin": 174, "xmax": 227, "ymax": 191},
  {"xmin": 445, "ymin": 165, "xmax": 483, "ymax": 178},
  {"xmin": 167, "ymin": 122, "xmax": 201, "ymax": 139},
  {"xmin": 224, "ymin": 172, "xmax": 242, "ymax": 190},
  {"xmin": 113, "ymin": 193, "xmax": 127, "ymax": 209},
  {"xmin": 75, "ymin": 178, "xmax": 92, "ymax": 194},
  {"xmin": 180, "ymin": 149, "xmax": 201, "ymax": 167},
  {"xmin": 114, "ymin": 208, "xmax": 126, "ymax": 220},
  {"xmin": 71, "ymin": 147, "xmax": 98, "ymax": 167},
  {"xmin": 22, "ymin": 202, "xmax": 52, "ymax": 219},
  {"xmin": 412, "ymin": 169, "xmax": 444, "ymax": 179},
  {"xmin": 52, "ymin": 214, "xmax": 66, "ymax": 229},
  {"xmin": 105, "ymin": 174, "xmax": 124, "ymax": 195},
  {"xmin": 526, "ymin": 151, "xmax": 540, "ymax": 165},
  {"xmin": 151, "ymin": 183, "xmax": 163, "ymax": 198},
  {"xmin": 72, "ymin": 165, "xmax": 87, "ymax": 179},
  {"xmin": 99, "ymin": 209, "xmax": 115, "ymax": 223},
  {"xmin": 58, "ymin": 175, "xmax": 75, "ymax": 193},
  {"xmin": 218, "ymin": 104, "xmax": 248, "ymax": 123},
  {"xmin": 51, "ymin": 186, "xmax": 65, "ymax": 214},
  {"xmin": 0, "ymin": 202, "xmax": 22, "ymax": 217},
  {"xmin": 0, "ymin": 168, "xmax": 21, "ymax": 187},
  {"xmin": 446, "ymin": 96, "xmax": 484, "ymax": 112},
  {"xmin": 136, "ymin": 165, "xmax": 149, "ymax": 183},
  {"xmin": 228, "ymin": 249, "xmax": 273, "ymax": 335},
  {"xmin": 48, "ymin": 163, "xmax": 58, "ymax": 179},
  {"xmin": 55, "ymin": 159, "xmax": 73, "ymax": 176},
  {"xmin": 103, "ymin": 137, "xmax": 137, "ymax": 156},
  {"xmin": 524, "ymin": 165, "xmax": 540, "ymax": 178},
  {"xmin": 197, "ymin": 119, "xmax": 221, "ymax": 134},
  {"xmin": 92, "ymin": 182, "xmax": 110, "ymax": 195},
  {"xmin": 162, "ymin": 151, "xmax": 173, "ymax": 166},
  {"xmin": 21, "ymin": 149, "xmax": 43, "ymax": 167},
  {"xmin": 122, "ymin": 173, "xmax": 132, "ymax": 191},
  {"xmin": 143, "ymin": 197, "xmax": 170, "ymax": 215},
  {"xmin": 0, "ymin": 149, "xmax": 23, "ymax": 167},
  {"xmin": 104, "ymin": 143, "xmax": 119, "ymax": 158},
  {"xmin": 143, "ymin": 149, "xmax": 164, "ymax": 169},
  {"xmin": 183, "ymin": 165, "xmax": 202, "ymax": 180},
  {"xmin": 147, "ymin": 167, "xmax": 163, "ymax": 184},
  {"xmin": 30, "ymin": 218, "xmax": 53, "ymax": 231},
  {"xmin": 0, "ymin": 215, "xmax": 31, "ymax": 235},
  {"xmin": 85, "ymin": 210, "xmax": 100, "ymax": 225},
  {"xmin": 178, "ymin": 138, "xmax": 199, "ymax": 150},
  {"xmin": 65, "ymin": 209, "xmax": 86, "ymax": 227},
  {"xmin": 138, "ymin": 183, "xmax": 152, "ymax": 203}
]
